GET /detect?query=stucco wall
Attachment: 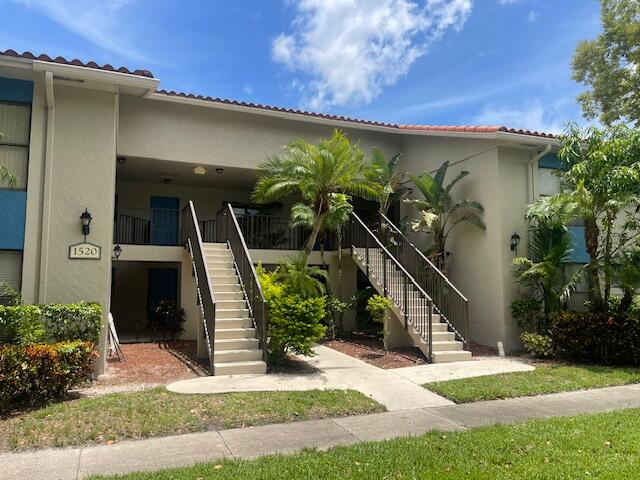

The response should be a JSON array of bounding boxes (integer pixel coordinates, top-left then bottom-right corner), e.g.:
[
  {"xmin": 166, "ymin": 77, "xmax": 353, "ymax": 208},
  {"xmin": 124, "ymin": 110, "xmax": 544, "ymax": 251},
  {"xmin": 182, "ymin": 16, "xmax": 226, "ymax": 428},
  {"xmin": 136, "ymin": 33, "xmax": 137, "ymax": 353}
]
[
  {"xmin": 117, "ymin": 95, "xmax": 402, "ymax": 168},
  {"xmin": 398, "ymin": 135, "xmax": 510, "ymax": 350},
  {"xmin": 40, "ymin": 85, "xmax": 118, "ymax": 372}
]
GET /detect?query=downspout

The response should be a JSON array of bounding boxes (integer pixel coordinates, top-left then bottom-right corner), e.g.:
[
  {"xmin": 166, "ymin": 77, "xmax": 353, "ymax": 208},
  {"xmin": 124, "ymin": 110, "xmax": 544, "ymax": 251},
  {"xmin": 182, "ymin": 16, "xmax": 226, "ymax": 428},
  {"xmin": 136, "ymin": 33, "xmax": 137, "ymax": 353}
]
[
  {"xmin": 527, "ymin": 144, "xmax": 552, "ymax": 204},
  {"xmin": 38, "ymin": 71, "xmax": 55, "ymax": 302}
]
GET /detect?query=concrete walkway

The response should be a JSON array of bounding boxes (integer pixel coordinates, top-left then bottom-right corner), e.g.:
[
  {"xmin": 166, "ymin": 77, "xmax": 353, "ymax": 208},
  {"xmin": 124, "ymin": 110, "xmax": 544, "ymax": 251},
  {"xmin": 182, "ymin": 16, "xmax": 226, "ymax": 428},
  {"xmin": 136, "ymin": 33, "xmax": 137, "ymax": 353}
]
[
  {"xmin": 2, "ymin": 384, "xmax": 640, "ymax": 480},
  {"xmin": 168, "ymin": 345, "xmax": 534, "ymax": 411}
]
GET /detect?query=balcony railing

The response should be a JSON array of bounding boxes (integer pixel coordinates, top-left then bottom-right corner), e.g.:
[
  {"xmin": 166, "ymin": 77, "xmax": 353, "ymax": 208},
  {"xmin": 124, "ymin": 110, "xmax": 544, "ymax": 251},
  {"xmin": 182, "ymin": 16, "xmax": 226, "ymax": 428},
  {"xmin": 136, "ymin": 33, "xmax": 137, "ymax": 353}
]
[{"xmin": 115, "ymin": 208, "xmax": 336, "ymax": 251}]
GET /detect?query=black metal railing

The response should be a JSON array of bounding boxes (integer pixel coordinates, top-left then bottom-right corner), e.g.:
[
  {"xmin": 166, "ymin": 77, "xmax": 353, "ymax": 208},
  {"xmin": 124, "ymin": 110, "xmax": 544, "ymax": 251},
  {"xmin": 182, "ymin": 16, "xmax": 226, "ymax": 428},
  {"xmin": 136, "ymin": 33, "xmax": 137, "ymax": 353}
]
[
  {"xmin": 181, "ymin": 201, "xmax": 216, "ymax": 374},
  {"xmin": 203, "ymin": 212, "xmax": 337, "ymax": 251},
  {"xmin": 216, "ymin": 205, "xmax": 268, "ymax": 363},
  {"xmin": 379, "ymin": 214, "xmax": 469, "ymax": 347},
  {"xmin": 114, "ymin": 207, "xmax": 181, "ymax": 246},
  {"xmin": 114, "ymin": 213, "xmax": 150, "ymax": 244},
  {"xmin": 345, "ymin": 212, "xmax": 433, "ymax": 361}
]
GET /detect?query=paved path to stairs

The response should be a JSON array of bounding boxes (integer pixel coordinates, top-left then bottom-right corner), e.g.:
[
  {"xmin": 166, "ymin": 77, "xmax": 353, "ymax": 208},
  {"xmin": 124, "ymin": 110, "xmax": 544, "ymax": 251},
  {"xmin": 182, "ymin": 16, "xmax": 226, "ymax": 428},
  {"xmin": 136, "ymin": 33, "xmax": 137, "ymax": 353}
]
[
  {"xmin": 167, "ymin": 345, "xmax": 534, "ymax": 410},
  {"xmin": 3, "ymin": 383, "xmax": 640, "ymax": 480}
]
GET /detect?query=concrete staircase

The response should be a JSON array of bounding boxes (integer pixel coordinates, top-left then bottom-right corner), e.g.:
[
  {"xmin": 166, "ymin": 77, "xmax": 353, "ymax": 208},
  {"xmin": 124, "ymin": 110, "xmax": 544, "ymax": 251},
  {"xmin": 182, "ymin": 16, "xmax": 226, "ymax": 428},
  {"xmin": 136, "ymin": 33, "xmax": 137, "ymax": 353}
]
[
  {"xmin": 352, "ymin": 247, "xmax": 472, "ymax": 363},
  {"xmin": 202, "ymin": 242, "xmax": 267, "ymax": 375}
]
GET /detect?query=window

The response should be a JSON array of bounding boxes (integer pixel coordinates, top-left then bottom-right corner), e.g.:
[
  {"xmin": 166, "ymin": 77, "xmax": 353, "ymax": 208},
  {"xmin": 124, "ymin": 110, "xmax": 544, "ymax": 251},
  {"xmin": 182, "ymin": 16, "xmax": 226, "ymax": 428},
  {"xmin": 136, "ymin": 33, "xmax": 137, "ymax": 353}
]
[
  {"xmin": 0, "ymin": 102, "xmax": 31, "ymax": 190},
  {"xmin": 0, "ymin": 251, "xmax": 22, "ymax": 304}
]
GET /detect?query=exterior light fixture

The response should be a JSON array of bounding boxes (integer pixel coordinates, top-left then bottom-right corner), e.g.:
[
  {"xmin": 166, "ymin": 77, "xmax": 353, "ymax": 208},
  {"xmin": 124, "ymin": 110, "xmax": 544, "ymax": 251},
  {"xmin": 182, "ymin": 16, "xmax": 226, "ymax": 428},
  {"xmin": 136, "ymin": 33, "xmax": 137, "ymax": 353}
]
[
  {"xmin": 80, "ymin": 208, "xmax": 92, "ymax": 236},
  {"xmin": 510, "ymin": 232, "xmax": 521, "ymax": 253},
  {"xmin": 193, "ymin": 166, "xmax": 206, "ymax": 175},
  {"xmin": 215, "ymin": 168, "xmax": 224, "ymax": 174},
  {"xmin": 113, "ymin": 244, "xmax": 122, "ymax": 260}
]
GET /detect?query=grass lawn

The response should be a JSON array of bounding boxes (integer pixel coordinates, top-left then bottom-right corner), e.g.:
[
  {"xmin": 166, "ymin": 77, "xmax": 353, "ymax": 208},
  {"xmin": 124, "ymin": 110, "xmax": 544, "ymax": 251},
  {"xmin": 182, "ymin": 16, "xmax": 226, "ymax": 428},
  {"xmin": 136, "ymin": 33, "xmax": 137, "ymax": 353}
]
[
  {"xmin": 91, "ymin": 408, "xmax": 640, "ymax": 479},
  {"xmin": 425, "ymin": 363, "xmax": 640, "ymax": 403},
  {"xmin": 0, "ymin": 388, "xmax": 383, "ymax": 451}
]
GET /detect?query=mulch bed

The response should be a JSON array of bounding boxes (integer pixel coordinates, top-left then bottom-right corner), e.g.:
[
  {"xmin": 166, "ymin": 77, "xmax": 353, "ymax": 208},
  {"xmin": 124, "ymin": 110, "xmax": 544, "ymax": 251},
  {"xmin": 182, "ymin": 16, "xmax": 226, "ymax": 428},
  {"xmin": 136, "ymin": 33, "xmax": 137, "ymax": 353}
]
[
  {"xmin": 323, "ymin": 332, "xmax": 428, "ymax": 369},
  {"xmin": 96, "ymin": 341, "xmax": 208, "ymax": 387}
]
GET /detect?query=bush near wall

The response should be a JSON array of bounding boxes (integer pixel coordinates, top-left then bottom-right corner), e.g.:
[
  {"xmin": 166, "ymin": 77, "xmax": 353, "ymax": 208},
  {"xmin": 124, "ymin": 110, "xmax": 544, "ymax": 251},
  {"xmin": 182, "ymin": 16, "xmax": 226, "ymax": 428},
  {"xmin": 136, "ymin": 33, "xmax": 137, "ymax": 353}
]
[
  {"xmin": 550, "ymin": 311, "xmax": 640, "ymax": 365},
  {"xmin": 0, "ymin": 340, "xmax": 97, "ymax": 411},
  {"xmin": 0, "ymin": 302, "xmax": 102, "ymax": 345}
]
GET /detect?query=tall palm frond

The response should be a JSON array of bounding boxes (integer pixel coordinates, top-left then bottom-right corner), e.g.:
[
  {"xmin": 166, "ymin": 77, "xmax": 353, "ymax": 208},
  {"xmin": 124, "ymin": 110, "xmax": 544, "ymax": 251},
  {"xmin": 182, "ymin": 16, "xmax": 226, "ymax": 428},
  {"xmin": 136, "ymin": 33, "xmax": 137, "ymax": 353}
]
[{"xmin": 276, "ymin": 252, "xmax": 328, "ymax": 299}]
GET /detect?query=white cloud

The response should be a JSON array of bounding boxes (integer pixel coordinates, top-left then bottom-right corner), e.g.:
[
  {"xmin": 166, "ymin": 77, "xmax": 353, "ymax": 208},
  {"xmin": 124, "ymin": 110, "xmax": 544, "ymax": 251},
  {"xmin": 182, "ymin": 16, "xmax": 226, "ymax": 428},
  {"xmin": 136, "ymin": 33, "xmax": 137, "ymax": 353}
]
[
  {"xmin": 497, "ymin": 0, "xmax": 521, "ymax": 5},
  {"xmin": 243, "ymin": 83, "xmax": 254, "ymax": 96},
  {"xmin": 473, "ymin": 101, "xmax": 568, "ymax": 134},
  {"xmin": 13, "ymin": 0, "xmax": 145, "ymax": 61},
  {"xmin": 527, "ymin": 10, "xmax": 539, "ymax": 22},
  {"xmin": 272, "ymin": 0, "xmax": 473, "ymax": 110}
]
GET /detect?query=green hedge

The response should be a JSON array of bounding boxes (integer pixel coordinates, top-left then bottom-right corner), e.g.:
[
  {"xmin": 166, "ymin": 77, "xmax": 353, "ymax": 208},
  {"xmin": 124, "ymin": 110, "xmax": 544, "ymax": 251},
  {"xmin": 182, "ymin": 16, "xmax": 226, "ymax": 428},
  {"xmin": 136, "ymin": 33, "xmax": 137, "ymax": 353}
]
[
  {"xmin": 550, "ymin": 311, "xmax": 640, "ymax": 365},
  {"xmin": 0, "ymin": 302, "xmax": 102, "ymax": 345},
  {"xmin": 0, "ymin": 340, "xmax": 97, "ymax": 411}
]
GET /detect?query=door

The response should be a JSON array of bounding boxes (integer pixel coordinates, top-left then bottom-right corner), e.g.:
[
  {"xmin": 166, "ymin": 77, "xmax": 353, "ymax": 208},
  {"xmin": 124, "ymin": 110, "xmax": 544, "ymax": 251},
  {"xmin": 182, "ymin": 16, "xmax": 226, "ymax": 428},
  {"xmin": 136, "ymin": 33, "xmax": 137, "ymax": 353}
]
[
  {"xmin": 146, "ymin": 267, "xmax": 178, "ymax": 320},
  {"xmin": 150, "ymin": 196, "xmax": 179, "ymax": 245}
]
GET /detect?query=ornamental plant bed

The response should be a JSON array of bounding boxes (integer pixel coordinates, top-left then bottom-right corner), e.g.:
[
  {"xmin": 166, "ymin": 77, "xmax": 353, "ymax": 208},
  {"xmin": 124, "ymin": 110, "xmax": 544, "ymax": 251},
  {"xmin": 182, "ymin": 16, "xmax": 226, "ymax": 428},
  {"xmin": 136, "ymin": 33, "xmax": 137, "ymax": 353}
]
[{"xmin": 323, "ymin": 332, "xmax": 427, "ymax": 369}]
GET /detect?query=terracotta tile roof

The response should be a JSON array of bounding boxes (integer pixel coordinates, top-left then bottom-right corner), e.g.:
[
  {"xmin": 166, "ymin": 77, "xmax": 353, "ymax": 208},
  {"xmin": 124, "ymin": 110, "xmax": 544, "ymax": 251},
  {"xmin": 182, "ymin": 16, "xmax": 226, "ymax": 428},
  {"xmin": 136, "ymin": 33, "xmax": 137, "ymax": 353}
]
[
  {"xmin": 156, "ymin": 90, "xmax": 398, "ymax": 128},
  {"xmin": 0, "ymin": 49, "xmax": 154, "ymax": 78},
  {"xmin": 1, "ymin": 49, "xmax": 555, "ymax": 139},
  {"xmin": 399, "ymin": 124, "xmax": 556, "ymax": 138},
  {"xmin": 156, "ymin": 90, "xmax": 556, "ymax": 139}
]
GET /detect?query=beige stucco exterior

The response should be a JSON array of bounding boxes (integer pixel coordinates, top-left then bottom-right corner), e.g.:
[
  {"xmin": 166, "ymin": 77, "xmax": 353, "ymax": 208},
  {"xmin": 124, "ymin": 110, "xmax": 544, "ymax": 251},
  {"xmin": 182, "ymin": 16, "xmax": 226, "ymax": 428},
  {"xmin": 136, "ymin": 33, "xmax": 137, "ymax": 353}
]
[{"xmin": 0, "ymin": 54, "xmax": 560, "ymax": 371}]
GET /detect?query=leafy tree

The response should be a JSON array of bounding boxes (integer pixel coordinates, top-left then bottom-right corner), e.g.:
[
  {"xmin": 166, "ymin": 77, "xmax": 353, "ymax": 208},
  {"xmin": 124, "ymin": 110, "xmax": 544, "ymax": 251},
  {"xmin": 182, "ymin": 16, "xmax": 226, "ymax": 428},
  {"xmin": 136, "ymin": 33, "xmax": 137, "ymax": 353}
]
[
  {"xmin": 572, "ymin": 0, "xmax": 640, "ymax": 125},
  {"xmin": 405, "ymin": 161, "xmax": 485, "ymax": 274},
  {"xmin": 613, "ymin": 247, "xmax": 640, "ymax": 313},
  {"xmin": 526, "ymin": 124, "xmax": 640, "ymax": 311},
  {"xmin": 512, "ymin": 222, "xmax": 581, "ymax": 328},
  {"xmin": 252, "ymin": 130, "xmax": 380, "ymax": 262},
  {"xmin": 275, "ymin": 252, "xmax": 328, "ymax": 299},
  {"xmin": 365, "ymin": 148, "xmax": 410, "ymax": 217}
]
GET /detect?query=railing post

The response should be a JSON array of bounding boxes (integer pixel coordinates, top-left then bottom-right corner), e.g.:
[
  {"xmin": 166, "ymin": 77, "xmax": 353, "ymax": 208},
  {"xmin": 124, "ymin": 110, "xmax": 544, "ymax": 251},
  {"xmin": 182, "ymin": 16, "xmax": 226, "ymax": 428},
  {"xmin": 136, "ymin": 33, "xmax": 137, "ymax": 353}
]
[
  {"xmin": 428, "ymin": 301, "xmax": 433, "ymax": 362},
  {"xmin": 404, "ymin": 274, "xmax": 408, "ymax": 331},
  {"xmin": 464, "ymin": 301, "xmax": 470, "ymax": 350}
]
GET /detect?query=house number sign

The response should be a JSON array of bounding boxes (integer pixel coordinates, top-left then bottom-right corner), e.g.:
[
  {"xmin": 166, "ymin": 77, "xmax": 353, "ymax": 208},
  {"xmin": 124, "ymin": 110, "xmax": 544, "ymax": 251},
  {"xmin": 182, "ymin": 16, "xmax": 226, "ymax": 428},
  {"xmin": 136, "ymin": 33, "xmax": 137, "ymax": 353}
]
[{"xmin": 69, "ymin": 242, "xmax": 102, "ymax": 260}]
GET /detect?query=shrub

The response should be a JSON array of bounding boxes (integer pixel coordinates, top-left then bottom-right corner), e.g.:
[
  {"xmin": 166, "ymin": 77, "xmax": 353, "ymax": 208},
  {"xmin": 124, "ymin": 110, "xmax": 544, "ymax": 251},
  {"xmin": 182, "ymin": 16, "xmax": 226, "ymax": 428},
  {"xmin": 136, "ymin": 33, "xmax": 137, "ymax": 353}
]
[
  {"xmin": 0, "ymin": 302, "xmax": 102, "ymax": 345},
  {"xmin": 366, "ymin": 295, "xmax": 392, "ymax": 324},
  {"xmin": 520, "ymin": 332, "xmax": 554, "ymax": 358},
  {"xmin": 550, "ymin": 311, "xmax": 640, "ymax": 365},
  {"xmin": 0, "ymin": 340, "xmax": 96, "ymax": 411},
  {"xmin": 149, "ymin": 300, "xmax": 185, "ymax": 340},
  {"xmin": 257, "ymin": 265, "xmax": 327, "ymax": 362},
  {"xmin": 510, "ymin": 299, "xmax": 542, "ymax": 332}
]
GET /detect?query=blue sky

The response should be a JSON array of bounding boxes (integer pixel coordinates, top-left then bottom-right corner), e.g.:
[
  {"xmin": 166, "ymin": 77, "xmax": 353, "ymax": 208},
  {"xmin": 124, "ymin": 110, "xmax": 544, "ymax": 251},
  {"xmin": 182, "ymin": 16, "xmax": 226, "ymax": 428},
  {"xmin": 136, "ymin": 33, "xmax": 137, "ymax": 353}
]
[{"xmin": 1, "ymin": 0, "xmax": 601, "ymax": 133}]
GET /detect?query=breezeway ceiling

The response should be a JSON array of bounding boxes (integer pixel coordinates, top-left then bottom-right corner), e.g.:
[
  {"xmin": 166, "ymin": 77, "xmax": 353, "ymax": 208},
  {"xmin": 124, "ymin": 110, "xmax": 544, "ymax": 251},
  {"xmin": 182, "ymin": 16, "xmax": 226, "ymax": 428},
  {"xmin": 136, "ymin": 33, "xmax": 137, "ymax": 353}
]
[{"xmin": 115, "ymin": 156, "xmax": 258, "ymax": 189}]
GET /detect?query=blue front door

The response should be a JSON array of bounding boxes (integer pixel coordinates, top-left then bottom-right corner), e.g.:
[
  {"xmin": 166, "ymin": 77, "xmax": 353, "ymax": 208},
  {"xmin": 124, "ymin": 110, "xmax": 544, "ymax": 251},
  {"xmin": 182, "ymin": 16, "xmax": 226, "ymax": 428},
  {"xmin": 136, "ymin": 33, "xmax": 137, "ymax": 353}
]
[
  {"xmin": 147, "ymin": 268, "xmax": 178, "ymax": 319},
  {"xmin": 150, "ymin": 196, "xmax": 179, "ymax": 245}
]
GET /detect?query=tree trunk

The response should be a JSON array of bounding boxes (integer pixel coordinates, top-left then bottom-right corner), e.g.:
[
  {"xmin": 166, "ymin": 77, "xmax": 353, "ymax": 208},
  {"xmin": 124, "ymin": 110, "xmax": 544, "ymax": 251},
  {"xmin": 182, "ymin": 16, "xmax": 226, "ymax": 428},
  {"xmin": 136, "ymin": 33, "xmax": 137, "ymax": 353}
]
[
  {"xmin": 620, "ymin": 287, "xmax": 634, "ymax": 314},
  {"xmin": 584, "ymin": 217, "xmax": 603, "ymax": 311},
  {"xmin": 603, "ymin": 212, "xmax": 614, "ymax": 304},
  {"xmin": 303, "ymin": 211, "xmax": 326, "ymax": 262}
]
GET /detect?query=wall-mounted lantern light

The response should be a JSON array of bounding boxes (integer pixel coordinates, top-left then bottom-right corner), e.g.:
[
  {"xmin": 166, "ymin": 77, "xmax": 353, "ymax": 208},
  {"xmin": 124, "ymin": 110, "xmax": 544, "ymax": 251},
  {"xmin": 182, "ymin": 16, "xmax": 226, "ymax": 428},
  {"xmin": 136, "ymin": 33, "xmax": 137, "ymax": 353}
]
[
  {"xmin": 80, "ymin": 209, "xmax": 92, "ymax": 237},
  {"xmin": 510, "ymin": 232, "xmax": 521, "ymax": 254},
  {"xmin": 112, "ymin": 244, "xmax": 122, "ymax": 260}
]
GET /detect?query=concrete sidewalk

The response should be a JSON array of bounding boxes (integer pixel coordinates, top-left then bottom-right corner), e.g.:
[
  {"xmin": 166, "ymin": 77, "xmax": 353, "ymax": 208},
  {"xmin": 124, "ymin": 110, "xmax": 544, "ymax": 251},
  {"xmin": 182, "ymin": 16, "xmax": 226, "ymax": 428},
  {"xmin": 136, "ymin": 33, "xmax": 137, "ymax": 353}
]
[
  {"xmin": 2, "ymin": 384, "xmax": 640, "ymax": 480},
  {"xmin": 168, "ymin": 345, "xmax": 534, "ymax": 411}
]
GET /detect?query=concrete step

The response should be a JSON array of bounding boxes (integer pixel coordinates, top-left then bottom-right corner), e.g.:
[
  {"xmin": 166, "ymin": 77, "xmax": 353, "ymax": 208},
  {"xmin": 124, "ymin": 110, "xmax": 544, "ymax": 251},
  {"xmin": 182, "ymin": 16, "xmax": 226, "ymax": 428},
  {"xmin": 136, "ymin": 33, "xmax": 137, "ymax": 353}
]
[
  {"xmin": 209, "ymin": 267, "xmax": 237, "ymax": 276},
  {"xmin": 214, "ymin": 349, "xmax": 262, "ymax": 362},
  {"xmin": 215, "ymin": 317, "xmax": 253, "ymax": 329},
  {"xmin": 214, "ymin": 337, "xmax": 259, "ymax": 350},
  {"xmin": 431, "ymin": 331, "xmax": 455, "ymax": 341},
  {"xmin": 431, "ymin": 340, "xmax": 464, "ymax": 352},
  {"xmin": 203, "ymin": 243, "xmax": 228, "ymax": 250},
  {"xmin": 214, "ymin": 360, "xmax": 266, "ymax": 375},
  {"xmin": 213, "ymin": 284, "xmax": 243, "ymax": 294},
  {"xmin": 217, "ymin": 308, "xmax": 250, "ymax": 319},
  {"xmin": 216, "ymin": 300, "xmax": 247, "ymax": 309},
  {"xmin": 215, "ymin": 291, "xmax": 245, "ymax": 301},
  {"xmin": 207, "ymin": 260, "xmax": 235, "ymax": 268},
  {"xmin": 215, "ymin": 327, "xmax": 256, "ymax": 339},
  {"xmin": 431, "ymin": 350, "xmax": 472, "ymax": 363}
]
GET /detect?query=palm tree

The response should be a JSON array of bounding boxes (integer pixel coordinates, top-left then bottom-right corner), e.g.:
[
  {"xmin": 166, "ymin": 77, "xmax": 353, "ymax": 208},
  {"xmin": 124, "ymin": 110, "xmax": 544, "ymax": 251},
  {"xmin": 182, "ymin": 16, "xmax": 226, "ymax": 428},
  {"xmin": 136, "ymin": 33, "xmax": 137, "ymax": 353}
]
[
  {"xmin": 276, "ymin": 252, "xmax": 328, "ymax": 299},
  {"xmin": 513, "ymin": 222, "xmax": 581, "ymax": 327},
  {"xmin": 365, "ymin": 148, "xmax": 410, "ymax": 217},
  {"xmin": 252, "ymin": 130, "xmax": 380, "ymax": 262},
  {"xmin": 405, "ymin": 161, "xmax": 485, "ymax": 274}
]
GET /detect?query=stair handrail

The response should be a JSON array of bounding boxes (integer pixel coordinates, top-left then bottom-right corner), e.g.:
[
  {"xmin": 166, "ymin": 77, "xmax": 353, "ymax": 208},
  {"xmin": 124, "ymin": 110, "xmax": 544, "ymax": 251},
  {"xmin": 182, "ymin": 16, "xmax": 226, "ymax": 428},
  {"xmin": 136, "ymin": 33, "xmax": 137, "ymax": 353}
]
[
  {"xmin": 181, "ymin": 201, "xmax": 217, "ymax": 375},
  {"xmin": 348, "ymin": 212, "xmax": 433, "ymax": 361},
  {"xmin": 217, "ymin": 204, "xmax": 268, "ymax": 364},
  {"xmin": 380, "ymin": 213, "xmax": 469, "ymax": 347}
]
